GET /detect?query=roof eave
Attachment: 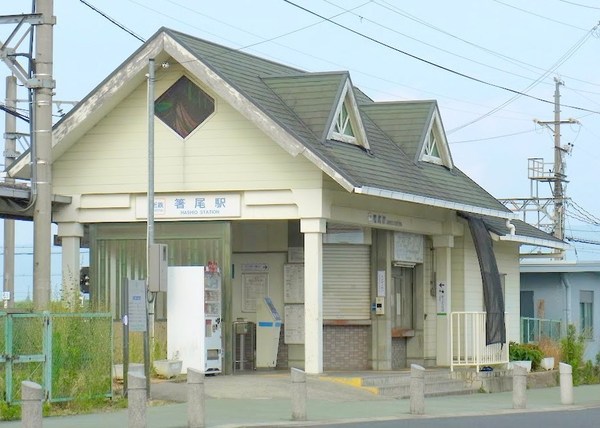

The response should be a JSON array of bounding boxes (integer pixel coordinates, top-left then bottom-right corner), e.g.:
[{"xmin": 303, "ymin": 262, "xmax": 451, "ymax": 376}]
[
  {"xmin": 495, "ymin": 233, "xmax": 570, "ymax": 250},
  {"xmin": 355, "ymin": 185, "xmax": 516, "ymax": 220}
]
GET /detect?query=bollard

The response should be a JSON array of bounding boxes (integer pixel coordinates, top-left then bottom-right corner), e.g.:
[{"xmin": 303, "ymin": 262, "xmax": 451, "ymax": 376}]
[
  {"xmin": 409, "ymin": 364, "xmax": 425, "ymax": 415},
  {"xmin": 187, "ymin": 368, "xmax": 206, "ymax": 428},
  {"xmin": 291, "ymin": 367, "xmax": 307, "ymax": 421},
  {"xmin": 560, "ymin": 362, "xmax": 574, "ymax": 405},
  {"xmin": 21, "ymin": 381, "xmax": 43, "ymax": 428},
  {"xmin": 128, "ymin": 372, "xmax": 147, "ymax": 428},
  {"xmin": 512, "ymin": 364, "xmax": 527, "ymax": 409}
]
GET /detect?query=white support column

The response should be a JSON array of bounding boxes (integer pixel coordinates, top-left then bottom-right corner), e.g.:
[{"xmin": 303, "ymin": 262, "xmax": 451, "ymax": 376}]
[
  {"xmin": 433, "ymin": 235, "xmax": 453, "ymax": 367},
  {"xmin": 301, "ymin": 218, "xmax": 326, "ymax": 374},
  {"xmin": 58, "ymin": 222, "xmax": 84, "ymax": 307}
]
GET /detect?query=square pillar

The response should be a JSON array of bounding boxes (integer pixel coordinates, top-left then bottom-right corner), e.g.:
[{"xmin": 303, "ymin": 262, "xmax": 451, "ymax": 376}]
[
  {"xmin": 432, "ymin": 235, "xmax": 453, "ymax": 366},
  {"xmin": 301, "ymin": 218, "xmax": 326, "ymax": 374}
]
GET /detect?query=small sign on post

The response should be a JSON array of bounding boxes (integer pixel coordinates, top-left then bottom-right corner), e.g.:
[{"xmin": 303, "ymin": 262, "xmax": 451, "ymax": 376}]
[{"xmin": 128, "ymin": 280, "xmax": 148, "ymax": 333}]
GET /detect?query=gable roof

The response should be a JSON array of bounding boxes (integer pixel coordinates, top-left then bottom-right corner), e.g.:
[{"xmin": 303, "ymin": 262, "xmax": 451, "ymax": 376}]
[{"xmin": 8, "ymin": 27, "xmax": 564, "ymax": 249}]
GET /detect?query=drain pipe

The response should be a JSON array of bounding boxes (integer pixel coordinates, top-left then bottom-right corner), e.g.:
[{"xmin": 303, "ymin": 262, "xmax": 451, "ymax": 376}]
[
  {"xmin": 560, "ymin": 273, "xmax": 572, "ymax": 334},
  {"xmin": 506, "ymin": 219, "xmax": 516, "ymax": 235}
]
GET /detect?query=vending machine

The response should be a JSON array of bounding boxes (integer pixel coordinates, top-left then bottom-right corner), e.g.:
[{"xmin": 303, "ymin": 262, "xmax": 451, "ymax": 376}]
[
  {"xmin": 167, "ymin": 263, "xmax": 223, "ymax": 374},
  {"xmin": 204, "ymin": 261, "xmax": 222, "ymax": 373}
]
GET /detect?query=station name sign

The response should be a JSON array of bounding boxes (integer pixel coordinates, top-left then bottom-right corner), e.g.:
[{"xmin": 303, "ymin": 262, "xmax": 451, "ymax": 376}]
[{"xmin": 136, "ymin": 193, "xmax": 241, "ymax": 219}]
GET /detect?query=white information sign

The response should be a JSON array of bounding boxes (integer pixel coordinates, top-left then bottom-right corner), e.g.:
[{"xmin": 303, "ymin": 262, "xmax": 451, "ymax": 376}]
[
  {"xmin": 284, "ymin": 304, "xmax": 305, "ymax": 344},
  {"xmin": 437, "ymin": 282, "xmax": 447, "ymax": 314},
  {"xmin": 393, "ymin": 232, "xmax": 424, "ymax": 263},
  {"xmin": 127, "ymin": 279, "xmax": 147, "ymax": 332},
  {"xmin": 284, "ymin": 264, "xmax": 304, "ymax": 304},
  {"xmin": 136, "ymin": 193, "xmax": 241, "ymax": 219},
  {"xmin": 242, "ymin": 272, "xmax": 269, "ymax": 312},
  {"xmin": 377, "ymin": 270, "xmax": 386, "ymax": 297}
]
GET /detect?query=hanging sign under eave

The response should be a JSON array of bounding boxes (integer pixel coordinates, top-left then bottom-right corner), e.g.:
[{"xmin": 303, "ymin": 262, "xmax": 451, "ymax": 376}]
[{"xmin": 135, "ymin": 193, "xmax": 241, "ymax": 219}]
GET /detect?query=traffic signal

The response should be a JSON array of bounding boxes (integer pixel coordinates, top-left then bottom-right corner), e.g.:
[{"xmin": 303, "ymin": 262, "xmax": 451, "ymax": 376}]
[{"xmin": 80, "ymin": 267, "xmax": 90, "ymax": 293}]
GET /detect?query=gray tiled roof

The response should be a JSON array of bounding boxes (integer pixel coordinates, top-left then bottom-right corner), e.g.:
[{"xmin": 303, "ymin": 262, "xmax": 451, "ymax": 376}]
[{"xmin": 167, "ymin": 28, "xmax": 512, "ymax": 215}]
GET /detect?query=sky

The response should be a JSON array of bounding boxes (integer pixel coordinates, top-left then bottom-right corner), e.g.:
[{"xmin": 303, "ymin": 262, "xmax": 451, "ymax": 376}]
[{"xmin": 1, "ymin": 0, "xmax": 600, "ymax": 299}]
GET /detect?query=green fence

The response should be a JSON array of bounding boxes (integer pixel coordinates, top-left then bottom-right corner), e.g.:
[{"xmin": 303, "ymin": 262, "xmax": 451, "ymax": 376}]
[
  {"xmin": 0, "ymin": 311, "xmax": 113, "ymax": 404},
  {"xmin": 520, "ymin": 317, "xmax": 562, "ymax": 344}
]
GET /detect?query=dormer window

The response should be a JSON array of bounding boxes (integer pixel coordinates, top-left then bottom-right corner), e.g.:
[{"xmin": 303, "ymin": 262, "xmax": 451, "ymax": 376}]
[
  {"xmin": 327, "ymin": 79, "xmax": 369, "ymax": 151},
  {"xmin": 333, "ymin": 104, "xmax": 355, "ymax": 142},
  {"xmin": 418, "ymin": 112, "xmax": 453, "ymax": 169},
  {"xmin": 423, "ymin": 129, "xmax": 441, "ymax": 162}
]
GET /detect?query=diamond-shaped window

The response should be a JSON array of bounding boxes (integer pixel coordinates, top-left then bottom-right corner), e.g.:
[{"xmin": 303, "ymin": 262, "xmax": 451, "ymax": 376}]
[{"xmin": 155, "ymin": 76, "xmax": 215, "ymax": 138}]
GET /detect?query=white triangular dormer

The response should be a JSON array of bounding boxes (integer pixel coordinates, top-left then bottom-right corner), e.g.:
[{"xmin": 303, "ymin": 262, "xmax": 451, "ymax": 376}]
[
  {"xmin": 419, "ymin": 109, "xmax": 452, "ymax": 169},
  {"xmin": 327, "ymin": 79, "xmax": 369, "ymax": 151}
]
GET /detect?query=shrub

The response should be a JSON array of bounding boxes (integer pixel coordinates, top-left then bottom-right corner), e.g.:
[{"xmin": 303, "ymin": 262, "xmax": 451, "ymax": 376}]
[
  {"xmin": 509, "ymin": 341, "xmax": 544, "ymax": 370},
  {"xmin": 560, "ymin": 324, "xmax": 587, "ymax": 385}
]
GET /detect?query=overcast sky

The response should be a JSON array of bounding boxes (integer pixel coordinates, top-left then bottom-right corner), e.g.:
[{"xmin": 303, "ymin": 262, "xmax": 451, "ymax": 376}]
[{"xmin": 1, "ymin": 0, "xmax": 600, "ymax": 298}]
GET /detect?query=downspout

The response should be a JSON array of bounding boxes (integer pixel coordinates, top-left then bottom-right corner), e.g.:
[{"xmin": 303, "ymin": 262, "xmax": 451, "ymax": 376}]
[
  {"xmin": 506, "ymin": 219, "xmax": 516, "ymax": 235},
  {"xmin": 560, "ymin": 273, "xmax": 572, "ymax": 334}
]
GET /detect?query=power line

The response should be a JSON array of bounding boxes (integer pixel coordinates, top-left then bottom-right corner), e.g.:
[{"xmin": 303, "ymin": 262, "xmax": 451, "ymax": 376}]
[
  {"xmin": 448, "ymin": 24, "xmax": 598, "ymax": 134},
  {"xmin": 79, "ymin": 0, "xmax": 146, "ymax": 43},
  {"xmin": 282, "ymin": 0, "xmax": 600, "ymax": 116},
  {"xmin": 322, "ymin": 0, "xmax": 547, "ymax": 85},
  {"xmin": 558, "ymin": 0, "xmax": 600, "ymax": 11},
  {"xmin": 449, "ymin": 128, "xmax": 536, "ymax": 144},
  {"xmin": 493, "ymin": 0, "xmax": 589, "ymax": 31}
]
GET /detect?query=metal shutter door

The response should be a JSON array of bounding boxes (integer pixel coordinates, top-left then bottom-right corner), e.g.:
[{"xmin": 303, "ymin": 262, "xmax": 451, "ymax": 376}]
[{"xmin": 323, "ymin": 244, "xmax": 371, "ymax": 320}]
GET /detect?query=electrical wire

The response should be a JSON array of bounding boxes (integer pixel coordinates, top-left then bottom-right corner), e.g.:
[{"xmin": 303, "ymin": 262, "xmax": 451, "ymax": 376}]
[
  {"xmin": 79, "ymin": 0, "xmax": 146, "ymax": 43},
  {"xmin": 449, "ymin": 128, "xmax": 536, "ymax": 144},
  {"xmin": 493, "ymin": 0, "xmax": 589, "ymax": 31},
  {"xmin": 559, "ymin": 0, "xmax": 600, "ymax": 10},
  {"xmin": 448, "ymin": 23, "xmax": 598, "ymax": 134},
  {"xmin": 321, "ymin": 0, "xmax": 547, "ymax": 85},
  {"xmin": 376, "ymin": 0, "xmax": 600, "ymax": 92},
  {"xmin": 282, "ymin": 0, "xmax": 600, "ymax": 116}
]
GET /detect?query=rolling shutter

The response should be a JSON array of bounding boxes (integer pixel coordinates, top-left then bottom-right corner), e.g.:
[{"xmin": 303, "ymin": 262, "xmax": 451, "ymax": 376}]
[{"xmin": 323, "ymin": 244, "xmax": 371, "ymax": 320}]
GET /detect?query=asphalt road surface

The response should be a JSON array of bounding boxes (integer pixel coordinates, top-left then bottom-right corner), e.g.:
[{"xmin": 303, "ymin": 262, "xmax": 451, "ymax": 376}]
[{"xmin": 295, "ymin": 406, "xmax": 600, "ymax": 428}]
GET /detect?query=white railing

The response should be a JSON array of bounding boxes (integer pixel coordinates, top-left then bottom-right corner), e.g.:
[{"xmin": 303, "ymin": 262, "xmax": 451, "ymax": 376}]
[{"xmin": 450, "ymin": 311, "xmax": 509, "ymax": 371}]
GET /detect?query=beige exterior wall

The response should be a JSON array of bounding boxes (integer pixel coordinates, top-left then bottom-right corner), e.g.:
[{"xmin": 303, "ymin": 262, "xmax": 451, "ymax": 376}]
[
  {"xmin": 451, "ymin": 224, "xmax": 520, "ymax": 342},
  {"xmin": 52, "ymin": 65, "xmax": 322, "ymax": 197},
  {"xmin": 494, "ymin": 240, "xmax": 521, "ymax": 342}
]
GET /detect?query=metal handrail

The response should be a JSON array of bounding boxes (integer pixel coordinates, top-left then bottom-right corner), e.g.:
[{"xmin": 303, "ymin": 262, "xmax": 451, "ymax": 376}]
[{"xmin": 450, "ymin": 311, "xmax": 509, "ymax": 371}]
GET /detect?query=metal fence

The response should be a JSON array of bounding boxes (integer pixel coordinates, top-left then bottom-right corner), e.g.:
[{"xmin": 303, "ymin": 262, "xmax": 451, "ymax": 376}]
[
  {"xmin": 0, "ymin": 311, "xmax": 113, "ymax": 404},
  {"xmin": 520, "ymin": 317, "xmax": 562, "ymax": 344},
  {"xmin": 450, "ymin": 311, "xmax": 509, "ymax": 371}
]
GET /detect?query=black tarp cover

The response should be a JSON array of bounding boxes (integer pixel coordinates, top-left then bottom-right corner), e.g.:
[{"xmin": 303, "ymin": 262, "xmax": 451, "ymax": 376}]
[{"xmin": 464, "ymin": 214, "xmax": 506, "ymax": 346}]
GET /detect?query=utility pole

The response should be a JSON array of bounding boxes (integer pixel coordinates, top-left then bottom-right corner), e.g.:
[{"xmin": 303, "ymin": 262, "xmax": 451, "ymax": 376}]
[
  {"xmin": 500, "ymin": 77, "xmax": 578, "ymax": 259},
  {"xmin": 32, "ymin": 0, "xmax": 55, "ymax": 309},
  {"xmin": 3, "ymin": 75, "xmax": 17, "ymax": 308},
  {"xmin": 534, "ymin": 78, "xmax": 577, "ymax": 246}
]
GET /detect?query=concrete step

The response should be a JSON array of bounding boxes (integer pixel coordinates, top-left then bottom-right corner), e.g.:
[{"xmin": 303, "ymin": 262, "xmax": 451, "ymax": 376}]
[{"xmin": 357, "ymin": 370, "xmax": 477, "ymax": 398}]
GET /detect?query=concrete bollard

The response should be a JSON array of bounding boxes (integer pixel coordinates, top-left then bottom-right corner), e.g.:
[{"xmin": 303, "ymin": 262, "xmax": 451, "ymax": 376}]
[
  {"xmin": 187, "ymin": 368, "xmax": 205, "ymax": 428},
  {"xmin": 409, "ymin": 364, "xmax": 425, "ymax": 415},
  {"xmin": 128, "ymin": 372, "xmax": 147, "ymax": 428},
  {"xmin": 21, "ymin": 381, "xmax": 43, "ymax": 428},
  {"xmin": 560, "ymin": 362, "xmax": 574, "ymax": 405},
  {"xmin": 291, "ymin": 367, "xmax": 307, "ymax": 421},
  {"xmin": 512, "ymin": 364, "xmax": 527, "ymax": 409}
]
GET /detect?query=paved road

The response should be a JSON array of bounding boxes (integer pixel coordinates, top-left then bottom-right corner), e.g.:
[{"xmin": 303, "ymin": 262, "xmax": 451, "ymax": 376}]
[
  {"xmin": 3, "ymin": 372, "xmax": 600, "ymax": 427},
  {"xmin": 302, "ymin": 406, "xmax": 600, "ymax": 428}
]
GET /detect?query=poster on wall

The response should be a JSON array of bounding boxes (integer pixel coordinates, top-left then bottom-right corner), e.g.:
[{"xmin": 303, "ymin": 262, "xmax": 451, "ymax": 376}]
[
  {"xmin": 242, "ymin": 272, "xmax": 269, "ymax": 312},
  {"xmin": 393, "ymin": 232, "xmax": 424, "ymax": 263},
  {"xmin": 284, "ymin": 304, "xmax": 304, "ymax": 344},
  {"xmin": 284, "ymin": 264, "xmax": 304, "ymax": 304}
]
